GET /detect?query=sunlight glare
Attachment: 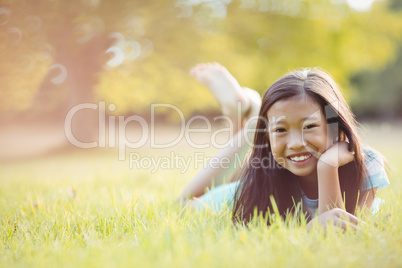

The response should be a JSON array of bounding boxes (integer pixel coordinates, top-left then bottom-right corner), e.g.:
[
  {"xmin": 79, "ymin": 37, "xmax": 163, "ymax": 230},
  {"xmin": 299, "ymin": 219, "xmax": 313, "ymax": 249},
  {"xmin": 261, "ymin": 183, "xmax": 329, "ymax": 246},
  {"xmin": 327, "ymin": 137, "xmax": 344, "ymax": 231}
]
[{"xmin": 346, "ymin": 0, "xmax": 375, "ymax": 12}]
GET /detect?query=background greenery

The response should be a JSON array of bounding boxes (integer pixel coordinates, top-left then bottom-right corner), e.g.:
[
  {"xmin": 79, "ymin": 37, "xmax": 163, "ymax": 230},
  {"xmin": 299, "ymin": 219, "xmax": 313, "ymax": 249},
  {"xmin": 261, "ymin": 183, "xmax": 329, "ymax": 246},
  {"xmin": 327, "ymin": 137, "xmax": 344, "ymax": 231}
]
[
  {"xmin": 1, "ymin": 1, "xmax": 401, "ymax": 267},
  {"xmin": 0, "ymin": 0, "xmax": 401, "ymax": 118},
  {"xmin": 0, "ymin": 124, "xmax": 401, "ymax": 267}
]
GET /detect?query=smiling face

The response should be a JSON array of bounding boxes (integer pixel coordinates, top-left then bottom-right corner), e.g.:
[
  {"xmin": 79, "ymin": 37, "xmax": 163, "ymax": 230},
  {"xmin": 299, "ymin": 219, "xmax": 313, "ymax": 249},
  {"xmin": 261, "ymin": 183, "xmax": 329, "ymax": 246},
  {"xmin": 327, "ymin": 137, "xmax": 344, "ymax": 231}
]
[{"xmin": 267, "ymin": 94, "xmax": 332, "ymax": 178}]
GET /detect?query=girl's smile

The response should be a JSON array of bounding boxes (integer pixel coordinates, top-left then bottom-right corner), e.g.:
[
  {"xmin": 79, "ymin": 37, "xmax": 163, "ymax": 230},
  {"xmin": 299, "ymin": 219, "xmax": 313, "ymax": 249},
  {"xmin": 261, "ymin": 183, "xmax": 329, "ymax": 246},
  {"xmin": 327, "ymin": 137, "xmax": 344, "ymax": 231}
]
[
  {"xmin": 267, "ymin": 94, "xmax": 330, "ymax": 179},
  {"xmin": 287, "ymin": 152, "xmax": 313, "ymax": 166}
]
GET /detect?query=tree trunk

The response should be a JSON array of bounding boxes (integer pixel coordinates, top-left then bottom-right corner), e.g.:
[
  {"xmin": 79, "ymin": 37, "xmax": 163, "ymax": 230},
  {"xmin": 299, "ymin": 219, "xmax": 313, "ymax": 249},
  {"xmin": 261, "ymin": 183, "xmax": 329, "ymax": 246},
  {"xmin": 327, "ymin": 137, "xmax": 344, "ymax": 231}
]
[{"xmin": 33, "ymin": 25, "xmax": 113, "ymax": 146}]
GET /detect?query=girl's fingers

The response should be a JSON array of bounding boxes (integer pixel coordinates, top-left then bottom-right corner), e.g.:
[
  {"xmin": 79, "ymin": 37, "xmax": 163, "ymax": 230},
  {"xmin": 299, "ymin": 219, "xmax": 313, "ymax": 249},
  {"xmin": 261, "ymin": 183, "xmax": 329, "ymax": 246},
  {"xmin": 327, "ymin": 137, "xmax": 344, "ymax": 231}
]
[
  {"xmin": 309, "ymin": 209, "xmax": 365, "ymax": 231},
  {"xmin": 336, "ymin": 209, "xmax": 358, "ymax": 224},
  {"xmin": 336, "ymin": 209, "xmax": 365, "ymax": 226},
  {"xmin": 333, "ymin": 217, "xmax": 359, "ymax": 231}
]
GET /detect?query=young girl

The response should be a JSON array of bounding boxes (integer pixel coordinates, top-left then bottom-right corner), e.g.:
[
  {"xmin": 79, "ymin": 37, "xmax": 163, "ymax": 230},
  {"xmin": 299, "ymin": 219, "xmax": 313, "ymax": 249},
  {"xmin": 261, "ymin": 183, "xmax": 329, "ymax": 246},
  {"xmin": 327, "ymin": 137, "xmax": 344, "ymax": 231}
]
[{"xmin": 178, "ymin": 63, "xmax": 390, "ymax": 229}]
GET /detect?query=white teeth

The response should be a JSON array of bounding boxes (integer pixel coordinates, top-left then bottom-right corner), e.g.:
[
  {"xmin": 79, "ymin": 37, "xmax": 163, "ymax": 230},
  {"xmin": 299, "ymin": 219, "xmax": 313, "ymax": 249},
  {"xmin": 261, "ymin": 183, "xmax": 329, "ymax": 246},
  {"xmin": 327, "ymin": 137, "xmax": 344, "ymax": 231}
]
[{"xmin": 290, "ymin": 154, "xmax": 311, "ymax": 162}]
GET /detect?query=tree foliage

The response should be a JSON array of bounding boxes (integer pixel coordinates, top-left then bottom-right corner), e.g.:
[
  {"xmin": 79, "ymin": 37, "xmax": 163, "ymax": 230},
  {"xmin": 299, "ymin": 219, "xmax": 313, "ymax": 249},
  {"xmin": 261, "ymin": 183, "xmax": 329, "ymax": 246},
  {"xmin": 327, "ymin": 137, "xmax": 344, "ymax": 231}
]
[
  {"xmin": 350, "ymin": 46, "xmax": 402, "ymax": 119},
  {"xmin": 1, "ymin": 0, "xmax": 401, "ymax": 119}
]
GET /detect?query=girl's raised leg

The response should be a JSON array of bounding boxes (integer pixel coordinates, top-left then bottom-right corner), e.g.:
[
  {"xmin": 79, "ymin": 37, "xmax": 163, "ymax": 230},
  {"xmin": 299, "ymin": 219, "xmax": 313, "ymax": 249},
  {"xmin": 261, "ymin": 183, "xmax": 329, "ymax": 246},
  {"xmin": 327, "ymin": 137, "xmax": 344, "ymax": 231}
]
[
  {"xmin": 177, "ymin": 63, "xmax": 261, "ymax": 206},
  {"xmin": 190, "ymin": 62, "xmax": 252, "ymax": 133}
]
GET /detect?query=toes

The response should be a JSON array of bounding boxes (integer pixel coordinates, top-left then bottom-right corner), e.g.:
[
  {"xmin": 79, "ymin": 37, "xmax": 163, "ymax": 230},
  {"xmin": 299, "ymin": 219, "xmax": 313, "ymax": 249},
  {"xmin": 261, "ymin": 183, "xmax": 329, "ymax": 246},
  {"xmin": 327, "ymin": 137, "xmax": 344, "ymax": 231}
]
[{"xmin": 189, "ymin": 63, "xmax": 209, "ymax": 76}]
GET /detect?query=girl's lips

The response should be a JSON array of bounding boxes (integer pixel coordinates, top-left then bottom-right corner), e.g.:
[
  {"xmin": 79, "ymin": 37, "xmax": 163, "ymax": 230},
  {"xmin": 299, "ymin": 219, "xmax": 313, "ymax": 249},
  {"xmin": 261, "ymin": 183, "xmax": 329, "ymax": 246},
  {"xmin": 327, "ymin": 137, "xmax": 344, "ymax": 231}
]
[
  {"xmin": 287, "ymin": 152, "xmax": 312, "ymax": 158},
  {"xmin": 287, "ymin": 153, "xmax": 313, "ymax": 166}
]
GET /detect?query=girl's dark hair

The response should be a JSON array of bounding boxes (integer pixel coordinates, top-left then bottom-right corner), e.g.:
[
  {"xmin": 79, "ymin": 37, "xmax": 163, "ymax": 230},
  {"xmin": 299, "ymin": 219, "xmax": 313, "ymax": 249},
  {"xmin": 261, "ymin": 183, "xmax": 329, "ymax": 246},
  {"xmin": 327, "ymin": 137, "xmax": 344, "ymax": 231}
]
[{"xmin": 232, "ymin": 68, "xmax": 368, "ymax": 225}]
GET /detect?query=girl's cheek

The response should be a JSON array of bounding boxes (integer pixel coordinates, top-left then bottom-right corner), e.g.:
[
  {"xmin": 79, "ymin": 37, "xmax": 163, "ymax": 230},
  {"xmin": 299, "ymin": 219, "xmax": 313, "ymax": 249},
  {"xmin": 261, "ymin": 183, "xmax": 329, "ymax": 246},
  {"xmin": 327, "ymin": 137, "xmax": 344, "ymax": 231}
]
[
  {"xmin": 305, "ymin": 133, "xmax": 327, "ymax": 153},
  {"xmin": 272, "ymin": 153, "xmax": 286, "ymax": 168},
  {"xmin": 323, "ymin": 130, "xmax": 335, "ymax": 149},
  {"xmin": 269, "ymin": 134, "xmax": 281, "ymax": 150}
]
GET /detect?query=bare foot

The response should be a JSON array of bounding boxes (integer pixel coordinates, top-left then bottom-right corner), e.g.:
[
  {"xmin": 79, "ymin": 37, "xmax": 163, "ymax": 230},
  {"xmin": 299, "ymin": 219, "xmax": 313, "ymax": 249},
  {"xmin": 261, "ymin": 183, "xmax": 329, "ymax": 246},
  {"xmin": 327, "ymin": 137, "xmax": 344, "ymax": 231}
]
[
  {"xmin": 242, "ymin": 87, "xmax": 262, "ymax": 129},
  {"xmin": 190, "ymin": 63, "xmax": 250, "ymax": 116}
]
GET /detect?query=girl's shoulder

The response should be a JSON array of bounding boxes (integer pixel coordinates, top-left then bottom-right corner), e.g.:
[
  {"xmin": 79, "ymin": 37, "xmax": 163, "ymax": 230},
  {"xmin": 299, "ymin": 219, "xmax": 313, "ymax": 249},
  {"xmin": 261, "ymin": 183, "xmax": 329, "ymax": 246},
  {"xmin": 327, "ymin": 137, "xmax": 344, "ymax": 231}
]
[
  {"xmin": 363, "ymin": 147, "xmax": 386, "ymax": 174},
  {"xmin": 363, "ymin": 146, "xmax": 382, "ymax": 163},
  {"xmin": 362, "ymin": 147, "xmax": 390, "ymax": 191}
]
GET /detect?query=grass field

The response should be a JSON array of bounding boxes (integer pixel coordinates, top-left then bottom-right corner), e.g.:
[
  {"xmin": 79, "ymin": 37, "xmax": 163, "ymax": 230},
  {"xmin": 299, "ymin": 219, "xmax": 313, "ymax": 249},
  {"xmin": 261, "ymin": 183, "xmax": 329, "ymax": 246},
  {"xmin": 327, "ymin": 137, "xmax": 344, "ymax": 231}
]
[{"xmin": 0, "ymin": 123, "xmax": 401, "ymax": 267}]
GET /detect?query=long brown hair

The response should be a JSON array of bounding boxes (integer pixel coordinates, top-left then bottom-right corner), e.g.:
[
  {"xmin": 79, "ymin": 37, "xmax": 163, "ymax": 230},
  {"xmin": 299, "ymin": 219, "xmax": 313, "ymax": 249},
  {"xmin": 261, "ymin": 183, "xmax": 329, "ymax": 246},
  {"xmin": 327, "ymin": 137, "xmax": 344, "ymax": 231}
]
[{"xmin": 232, "ymin": 68, "xmax": 367, "ymax": 225}]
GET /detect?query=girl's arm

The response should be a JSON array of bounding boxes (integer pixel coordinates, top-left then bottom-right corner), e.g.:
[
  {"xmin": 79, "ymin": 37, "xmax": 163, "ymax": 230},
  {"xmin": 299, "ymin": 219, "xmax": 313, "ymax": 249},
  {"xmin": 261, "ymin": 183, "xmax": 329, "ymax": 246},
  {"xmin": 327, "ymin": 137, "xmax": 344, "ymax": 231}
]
[
  {"xmin": 310, "ymin": 142, "xmax": 376, "ymax": 230},
  {"xmin": 318, "ymin": 142, "xmax": 384, "ymax": 214},
  {"xmin": 316, "ymin": 162, "xmax": 344, "ymax": 214},
  {"xmin": 317, "ymin": 142, "xmax": 355, "ymax": 215}
]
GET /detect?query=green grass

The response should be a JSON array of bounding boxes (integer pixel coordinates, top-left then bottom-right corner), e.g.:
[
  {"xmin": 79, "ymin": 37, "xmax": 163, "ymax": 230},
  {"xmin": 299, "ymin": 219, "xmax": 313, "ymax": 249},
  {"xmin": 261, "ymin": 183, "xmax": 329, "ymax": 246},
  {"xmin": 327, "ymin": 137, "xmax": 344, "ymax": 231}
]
[{"xmin": 1, "ymin": 124, "xmax": 401, "ymax": 267}]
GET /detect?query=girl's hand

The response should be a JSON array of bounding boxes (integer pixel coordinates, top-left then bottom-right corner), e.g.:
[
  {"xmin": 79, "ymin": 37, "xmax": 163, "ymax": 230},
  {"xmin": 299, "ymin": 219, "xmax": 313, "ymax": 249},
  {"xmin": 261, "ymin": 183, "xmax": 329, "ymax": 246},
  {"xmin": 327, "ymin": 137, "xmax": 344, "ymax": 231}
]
[
  {"xmin": 318, "ymin": 141, "xmax": 355, "ymax": 168},
  {"xmin": 307, "ymin": 208, "xmax": 364, "ymax": 231}
]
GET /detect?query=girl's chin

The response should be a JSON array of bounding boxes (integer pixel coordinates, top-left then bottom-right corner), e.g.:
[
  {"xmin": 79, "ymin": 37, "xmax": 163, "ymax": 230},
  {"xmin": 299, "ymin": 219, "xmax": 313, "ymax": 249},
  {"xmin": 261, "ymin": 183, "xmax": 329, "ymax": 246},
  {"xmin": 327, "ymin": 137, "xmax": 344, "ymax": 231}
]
[
  {"xmin": 285, "ymin": 158, "xmax": 318, "ymax": 177},
  {"xmin": 287, "ymin": 167, "xmax": 317, "ymax": 178}
]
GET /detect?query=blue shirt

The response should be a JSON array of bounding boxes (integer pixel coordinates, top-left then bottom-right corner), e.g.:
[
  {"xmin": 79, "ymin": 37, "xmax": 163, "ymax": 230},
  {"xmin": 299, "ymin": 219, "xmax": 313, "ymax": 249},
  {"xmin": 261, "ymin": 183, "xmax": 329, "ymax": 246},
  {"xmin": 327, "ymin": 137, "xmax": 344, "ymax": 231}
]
[{"xmin": 198, "ymin": 148, "xmax": 390, "ymax": 214}]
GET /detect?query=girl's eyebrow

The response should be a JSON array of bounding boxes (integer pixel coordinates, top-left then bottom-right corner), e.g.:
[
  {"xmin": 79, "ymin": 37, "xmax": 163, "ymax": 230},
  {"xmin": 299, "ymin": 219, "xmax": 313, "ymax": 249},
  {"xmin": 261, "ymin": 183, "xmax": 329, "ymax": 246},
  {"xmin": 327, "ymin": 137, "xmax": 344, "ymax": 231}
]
[
  {"xmin": 269, "ymin": 115, "xmax": 321, "ymax": 125},
  {"xmin": 304, "ymin": 109, "xmax": 323, "ymax": 121},
  {"xmin": 268, "ymin": 117, "xmax": 286, "ymax": 127},
  {"xmin": 268, "ymin": 111, "xmax": 322, "ymax": 127},
  {"xmin": 303, "ymin": 115, "xmax": 321, "ymax": 121}
]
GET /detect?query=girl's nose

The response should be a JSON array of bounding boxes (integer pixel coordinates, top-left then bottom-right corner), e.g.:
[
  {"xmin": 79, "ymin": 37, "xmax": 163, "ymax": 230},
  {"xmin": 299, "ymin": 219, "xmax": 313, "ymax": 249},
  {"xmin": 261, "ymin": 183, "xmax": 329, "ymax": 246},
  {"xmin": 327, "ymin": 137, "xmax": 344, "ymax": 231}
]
[{"xmin": 287, "ymin": 131, "xmax": 305, "ymax": 150}]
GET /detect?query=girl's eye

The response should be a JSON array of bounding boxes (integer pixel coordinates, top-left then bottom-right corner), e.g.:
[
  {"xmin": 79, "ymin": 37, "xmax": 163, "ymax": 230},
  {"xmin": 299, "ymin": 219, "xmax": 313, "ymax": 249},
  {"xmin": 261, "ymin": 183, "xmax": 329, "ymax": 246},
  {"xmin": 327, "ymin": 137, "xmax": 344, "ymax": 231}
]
[
  {"xmin": 303, "ymin": 124, "xmax": 317, "ymax": 130},
  {"xmin": 273, "ymin": 128, "xmax": 286, "ymax": 133}
]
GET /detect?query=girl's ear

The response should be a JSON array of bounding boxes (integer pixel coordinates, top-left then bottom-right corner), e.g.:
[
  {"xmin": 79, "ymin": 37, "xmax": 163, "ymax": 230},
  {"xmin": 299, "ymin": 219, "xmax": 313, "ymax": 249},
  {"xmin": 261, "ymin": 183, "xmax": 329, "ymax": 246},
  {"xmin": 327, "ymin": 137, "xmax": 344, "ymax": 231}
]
[{"xmin": 339, "ymin": 130, "xmax": 347, "ymax": 142}]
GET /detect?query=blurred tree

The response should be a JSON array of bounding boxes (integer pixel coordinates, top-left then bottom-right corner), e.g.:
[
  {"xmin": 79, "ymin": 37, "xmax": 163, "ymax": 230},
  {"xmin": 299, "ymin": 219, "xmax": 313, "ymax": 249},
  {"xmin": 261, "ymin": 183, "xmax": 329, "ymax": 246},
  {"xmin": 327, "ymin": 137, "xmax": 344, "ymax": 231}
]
[
  {"xmin": 389, "ymin": 0, "xmax": 402, "ymax": 10},
  {"xmin": 96, "ymin": 0, "xmax": 402, "ymax": 117},
  {"xmin": 0, "ymin": 0, "xmax": 163, "ymax": 141},
  {"xmin": 350, "ymin": 46, "xmax": 402, "ymax": 120},
  {"xmin": 349, "ymin": 0, "xmax": 402, "ymax": 120},
  {"xmin": 0, "ymin": 0, "xmax": 402, "ymax": 142}
]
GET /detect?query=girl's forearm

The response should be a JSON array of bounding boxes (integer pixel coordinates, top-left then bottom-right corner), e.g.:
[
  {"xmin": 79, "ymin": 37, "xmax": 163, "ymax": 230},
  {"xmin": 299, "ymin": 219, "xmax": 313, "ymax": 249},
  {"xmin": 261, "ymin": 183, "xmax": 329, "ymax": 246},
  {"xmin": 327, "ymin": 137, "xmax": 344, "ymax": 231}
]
[{"xmin": 317, "ymin": 163, "xmax": 344, "ymax": 214}]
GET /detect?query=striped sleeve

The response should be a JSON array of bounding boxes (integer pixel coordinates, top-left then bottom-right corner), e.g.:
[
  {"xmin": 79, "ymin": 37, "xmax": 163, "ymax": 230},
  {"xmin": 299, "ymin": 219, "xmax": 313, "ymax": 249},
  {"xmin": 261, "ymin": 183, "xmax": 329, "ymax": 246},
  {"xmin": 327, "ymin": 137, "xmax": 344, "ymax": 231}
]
[{"xmin": 361, "ymin": 148, "xmax": 390, "ymax": 192}]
